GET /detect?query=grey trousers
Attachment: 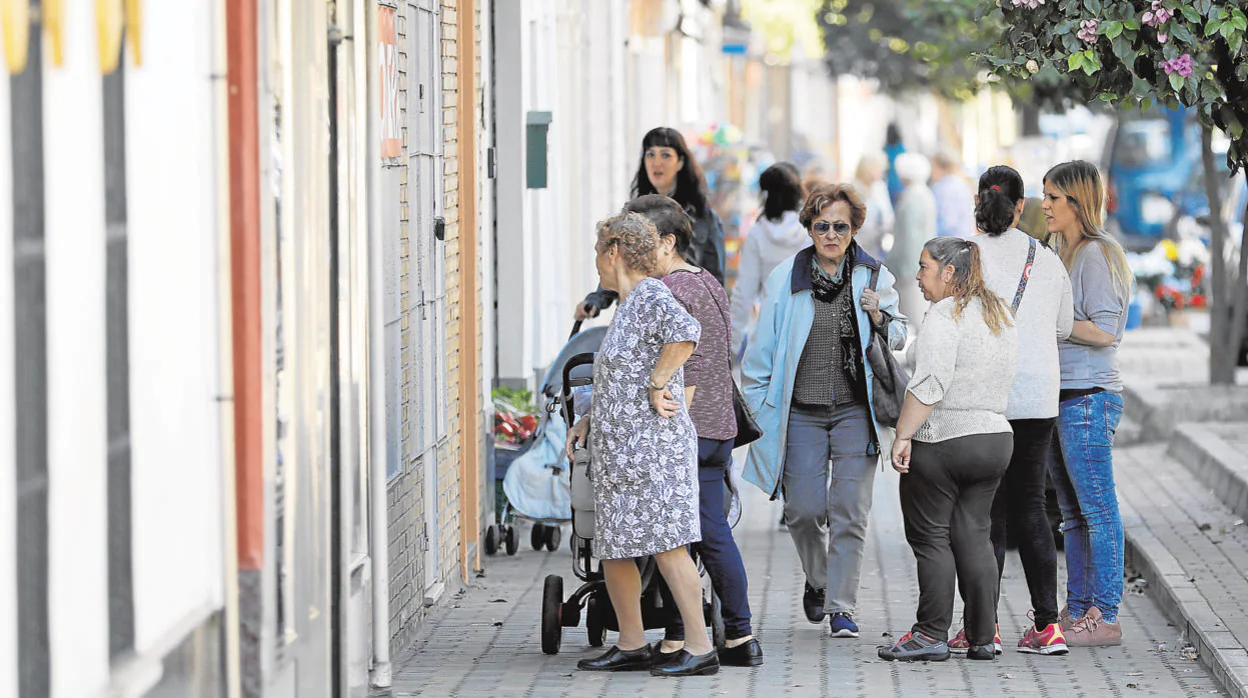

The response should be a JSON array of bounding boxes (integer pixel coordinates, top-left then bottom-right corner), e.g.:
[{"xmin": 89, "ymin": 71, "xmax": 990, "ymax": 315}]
[{"xmin": 783, "ymin": 401, "xmax": 877, "ymax": 614}]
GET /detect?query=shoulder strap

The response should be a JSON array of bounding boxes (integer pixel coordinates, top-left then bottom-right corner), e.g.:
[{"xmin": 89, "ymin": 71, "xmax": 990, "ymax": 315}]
[
  {"xmin": 868, "ymin": 265, "xmax": 880, "ymax": 292},
  {"xmin": 1011, "ymin": 237, "xmax": 1038, "ymax": 314}
]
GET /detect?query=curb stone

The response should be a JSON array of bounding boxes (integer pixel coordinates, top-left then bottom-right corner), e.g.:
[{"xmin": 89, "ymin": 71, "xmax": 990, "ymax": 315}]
[
  {"xmin": 1168, "ymin": 422, "xmax": 1248, "ymax": 521},
  {"xmin": 1122, "ymin": 494, "xmax": 1248, "ymax": 698}
]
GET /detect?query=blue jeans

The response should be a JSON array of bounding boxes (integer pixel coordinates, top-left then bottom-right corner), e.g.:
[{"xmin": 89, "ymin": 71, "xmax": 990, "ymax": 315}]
[
  {"xmin": 783, "ymin": 401, "xmax": 876, "ymax": 614},
  {"xmin": 1048, "ymin": 391, "xmax": 1125, "ymax": 623},
  {"xmin": 665, "ymin": 438, "xmax": 753, "ymax": 640}
]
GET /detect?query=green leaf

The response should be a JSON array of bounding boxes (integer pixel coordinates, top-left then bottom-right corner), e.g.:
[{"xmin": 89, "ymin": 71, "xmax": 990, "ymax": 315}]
[
  {"xmin": 1234, "ymin": 11, "xmax": 1248, "ymax": 31},
  {"xmin": 1221, "ymin": 21, "xmax": 1236, "ymax": 40},
  {"xmin": 1112, "ymin": 35, "xmax": 1135, "ymax": 63},
  {"xmin": 1084, "ymin": 0, "xmax": 1102, "ymax": 15},
  {"xmin": 1083, "ymin": 50, "xmax": 1102, "ymax": 74},
  {"xmin": 1063, "ymin": 32, "xmax": 1082, "ymax": 53},
  {"xmin": 1124, "ymin": 17, "xmax": 1141, "ymax": 31},
  {"xmin": 1068, "ymin": 52, "xmax": 1085, "ymax": 71},
  {"xmin": 1231, "ymin": 31, "xmax": 1244, "ymax": 54},
  {"xmin": 1203, "ymin": 80, "xmax": 1226, "ymax": 102},
  {"xmin": 1171, "ymin": 23, "xmax": 1196, "ymax": 44},
  {"xmin": 1196, "ymin": 0, "xmax": 1211, "ymax": 15},
  {"xmin": 1169, "ymin": 71, "xmax": 1186, "ymax": 93},
  {"xmin": 1103, "ymin": 20, "xmax": 1124, "ymax": 39},
  {"xmin": 1055, "ymin": 19, "xmax": 1079, "ymax": 35},
  {"xmin": 1181, "ymin": 5, "xmax": 1201, "ymax": 23},
  {"xmin": 1208, "ymin": 18, "xmax": 1224, "ymax": 36}
]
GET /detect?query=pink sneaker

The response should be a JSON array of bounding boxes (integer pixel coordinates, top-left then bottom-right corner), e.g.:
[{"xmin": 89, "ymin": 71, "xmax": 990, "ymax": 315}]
[{"xmin": 1017, "ymin": 622, "xmax": 1069, "ymax": 655}]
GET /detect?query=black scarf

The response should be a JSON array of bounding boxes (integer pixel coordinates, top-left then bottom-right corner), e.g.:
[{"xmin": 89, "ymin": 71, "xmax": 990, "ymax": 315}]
[{"xmin": 810, "ymin": 255, "xmax": 863, "ymax": 386}]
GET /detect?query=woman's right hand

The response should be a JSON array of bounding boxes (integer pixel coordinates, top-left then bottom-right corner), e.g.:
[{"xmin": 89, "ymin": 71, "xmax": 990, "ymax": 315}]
[
  {"xmin": 891, "ymin": 437, "xmax": 912, "ymax": 473},
  {"xmin": 649, "ymin": 387, "xmax": 680, "ymax": 418},
  {"xmin": 566, "ymin": 416, "xmax": 589, "ymax": 461}
]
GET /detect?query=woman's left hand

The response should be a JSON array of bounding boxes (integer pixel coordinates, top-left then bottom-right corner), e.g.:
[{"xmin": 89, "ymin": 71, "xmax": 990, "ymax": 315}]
[
  {"xmin": 649, "ymin": 387, "xmax": 680, "ymax": 418},
  {"xmin": 891, "ymin": 437, "xmax": 912, "ymax": 473},
  {"xmin": 860, "ymin": 288, "xmax": 884, "ymax": 326}
]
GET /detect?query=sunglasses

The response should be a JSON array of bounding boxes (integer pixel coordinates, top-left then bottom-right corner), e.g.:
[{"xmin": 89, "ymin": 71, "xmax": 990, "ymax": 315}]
[{"xmin": 812, "ymin": 221, "xmax": 852, "ymax": 238}]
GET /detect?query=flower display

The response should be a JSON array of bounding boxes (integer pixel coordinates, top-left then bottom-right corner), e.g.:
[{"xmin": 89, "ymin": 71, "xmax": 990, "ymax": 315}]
[
  {"xmin": 1142, "ymin": 1, "xmax": 1174, "ymax": 27},
  {"xmin": 1162, "ymin": 53, "xmax": 1193, "ymax": 78},
  {"xmin": 1076, "ymin": 19, "xmax": 1099, "ymax": 44}
]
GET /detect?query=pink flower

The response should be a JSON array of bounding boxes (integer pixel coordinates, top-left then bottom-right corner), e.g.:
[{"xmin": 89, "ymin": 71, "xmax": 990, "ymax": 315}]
[
  {"xmin": 1011, "ymin": 0, "xmax": 1046, "ymax": 8},
  {"xmin": 1158, "ymin": 33, "xmax": 1168, "ymax": 43},
  {"xmin": 1077, "ymin": 19, "xmax": 1100, "ymax": 43},
  {"xmin": 1162, "ymin": 53, "xmax": 1193, "ymax": 78},
  {"xmin": 1144, "ymin": 1, "xmax": 1174, "ymax": 26}
]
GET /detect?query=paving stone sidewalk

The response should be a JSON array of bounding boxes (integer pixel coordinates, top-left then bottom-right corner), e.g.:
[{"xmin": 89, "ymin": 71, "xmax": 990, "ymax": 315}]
[{"xmin": 389, "ymin": 463, "xmax": 1220, "ymax": 697}]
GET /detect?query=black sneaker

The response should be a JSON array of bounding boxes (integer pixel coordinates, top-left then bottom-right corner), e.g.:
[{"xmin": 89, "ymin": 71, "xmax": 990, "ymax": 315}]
[
  {"xmin": 803, "ymin": 583, "xmax": 826, "ymax": 624},
  {"xmin": 877, "ymin": 631, "xmax": 951, "ymax": 662},
  {"xmin": 966, "ymin": 644, "xmax": 995, "ymax": 660}
]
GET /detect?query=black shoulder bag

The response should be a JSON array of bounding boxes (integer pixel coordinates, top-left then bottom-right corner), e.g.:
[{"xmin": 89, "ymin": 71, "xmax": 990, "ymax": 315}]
[
  {"xmin": 863, "ymin": 266, "xmax": 911, "ymax": 428},
  {"xmin": 692, "ymin": 271, "xmax": 763, "ymax": 448}
]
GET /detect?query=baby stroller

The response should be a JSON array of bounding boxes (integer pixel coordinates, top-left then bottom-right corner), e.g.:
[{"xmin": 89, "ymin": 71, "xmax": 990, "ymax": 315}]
[
  {"xmin": 491, "ymin": 321, "xmax": 608, "ymax": 555},
  {"xmin": 539, "ymin": 344, "xmax": 726, "ymax": 655}
]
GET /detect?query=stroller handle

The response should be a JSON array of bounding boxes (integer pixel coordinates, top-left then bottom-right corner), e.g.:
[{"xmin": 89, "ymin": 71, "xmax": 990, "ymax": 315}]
[
  {"xmin": 560, "ymin": 352, "xmax": 597, "ymax": 429},
  {"xmin": 569, "ymin": 319, "xmax": 583, "ymax": 339}
]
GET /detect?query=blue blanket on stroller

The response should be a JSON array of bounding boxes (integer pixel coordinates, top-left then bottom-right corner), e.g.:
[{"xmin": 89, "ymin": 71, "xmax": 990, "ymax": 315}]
[{"xmin": 502, "ymin": 417, "xmax": 571, "ymax": 521}]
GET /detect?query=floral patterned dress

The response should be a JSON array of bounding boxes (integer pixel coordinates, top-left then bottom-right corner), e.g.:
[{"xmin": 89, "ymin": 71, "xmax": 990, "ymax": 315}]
[{"xmin": 590, "ymin": 277, "xmax": 702, "ymax": 559}]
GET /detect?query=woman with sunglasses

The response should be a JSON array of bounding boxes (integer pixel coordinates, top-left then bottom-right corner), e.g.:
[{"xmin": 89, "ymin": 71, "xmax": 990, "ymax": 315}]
[{"xmin": 741, "ymin": 183, "xmax": 908, "ymax": 639}]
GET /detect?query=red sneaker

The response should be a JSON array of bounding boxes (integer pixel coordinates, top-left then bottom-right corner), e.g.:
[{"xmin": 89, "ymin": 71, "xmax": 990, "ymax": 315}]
[
  {"xmin": 1017, "ymin": 622, "xmax": 1069, "ymax": 656},
  {"xmin": 947, "ymin": 625, "xmax": 1001, "ymax": 654}
]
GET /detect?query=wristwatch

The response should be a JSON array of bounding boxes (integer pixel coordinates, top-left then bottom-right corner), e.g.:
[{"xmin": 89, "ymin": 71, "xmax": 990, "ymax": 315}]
[{"xmin": 648, "ymin": 378, "xmax": 665, "ymax": 391}]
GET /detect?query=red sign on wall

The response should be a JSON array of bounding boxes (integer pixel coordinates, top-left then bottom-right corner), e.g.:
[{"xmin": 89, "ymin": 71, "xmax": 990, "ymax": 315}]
[{"xmin": 379, "ymin": 6, "xmax": 401, "ymax": 158}]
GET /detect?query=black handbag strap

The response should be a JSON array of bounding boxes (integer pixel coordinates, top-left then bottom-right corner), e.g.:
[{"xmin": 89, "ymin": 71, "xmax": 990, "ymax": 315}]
[{"xmin": 1011, "ymin": 237, "xmax": 1038, "ymax": 313}]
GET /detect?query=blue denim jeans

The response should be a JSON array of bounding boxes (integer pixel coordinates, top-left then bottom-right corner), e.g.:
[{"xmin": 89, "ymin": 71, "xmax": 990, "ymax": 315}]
[
  {"xmin": 665, "ymin": 438, "xmax": 753, "ymax": 640},
  {"xmin": 1048, "ymin": 391, "xmax": 1125, "ymax": 623}
]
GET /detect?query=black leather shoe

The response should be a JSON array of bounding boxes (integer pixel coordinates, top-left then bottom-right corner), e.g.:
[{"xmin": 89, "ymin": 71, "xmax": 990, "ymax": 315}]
[
  {"xmin": 649, "ymin": 649, "xmax": 720, "ymax": 677},
  {"xmin": 576, "ymin": 645, "xmax": 653, "ymax": 672},
  {"xmin": 718, "ymin": 638, "xmax": 764, "ymax": 667},
  {"xmin": 649, "ymin": 641, "xmax": 682, "ymax": 668},
  {"xmin": 803, "ymin": 583, "xmax": 826, "ymax": 624},
  {"xmin": 966, "ymin": 644, "xmax": 995, "ymax": 660}
]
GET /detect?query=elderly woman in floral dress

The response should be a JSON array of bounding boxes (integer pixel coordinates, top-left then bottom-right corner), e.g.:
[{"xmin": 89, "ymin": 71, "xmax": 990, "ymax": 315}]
[{"xmin": 566, "ymin": 211, "xmax": 720, "ymax": 678}]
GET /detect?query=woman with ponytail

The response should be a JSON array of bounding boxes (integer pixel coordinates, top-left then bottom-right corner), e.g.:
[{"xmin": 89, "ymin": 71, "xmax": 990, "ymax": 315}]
[
  {"xmin": 944, "ymin": 166, "xmax": 1075, "ymax": 656},
  {"xmin": 878, "ymin": 237, "xmax": 1018, "ymax": 663},
  {"xmin": 1042, "ymin": 161, "xmax": 1132, "ymax": 647}
]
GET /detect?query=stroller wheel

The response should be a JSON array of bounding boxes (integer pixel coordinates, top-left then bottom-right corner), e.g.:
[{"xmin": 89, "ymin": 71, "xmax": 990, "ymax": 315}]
[
  {"xmin": 504, "ymin": 525, "xmax": 519, "ymax": 556},
  {"xmin": 484, "ymin": 525, "xmax": 498, "ymax": 556},
  {"xmin": 541, "ymin": 575, "xmax": 564, "ymax": 655},
  {"xmin": 530, "ymin": 524, "xmax": 546, "ymax": 551},
  {"xmin": 586, "ymin": 595, "xmax": 606, "ymax": 647},
  {"xmin": 545, "ymin": 525, "xmax": 562, "ymax": 552}
]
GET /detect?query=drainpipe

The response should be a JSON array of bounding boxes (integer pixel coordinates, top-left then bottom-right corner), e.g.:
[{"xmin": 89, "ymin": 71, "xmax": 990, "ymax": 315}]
[{"xmin": 365, "ymin": 0, "xmax": 392, "ymax": 688}]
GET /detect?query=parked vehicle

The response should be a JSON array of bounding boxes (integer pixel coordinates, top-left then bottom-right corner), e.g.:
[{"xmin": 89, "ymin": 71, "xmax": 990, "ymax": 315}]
[{"xmin": 1103, "ymin": 106, "xmax": 1200, "ymax": 250}]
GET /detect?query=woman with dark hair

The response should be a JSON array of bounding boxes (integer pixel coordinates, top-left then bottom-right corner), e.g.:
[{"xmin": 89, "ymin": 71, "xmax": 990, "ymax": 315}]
[
  {"xmin": 576, "ymin": 127, "xmax": 727, "ymax": 321},
  {"xmin": 729, "ymin": 163, "xmax": 810, "ymax": 356},
  {"xmin": 742, "ymin": 183, "xmax": 908, "ymax": 639},
  {"xmin": 945, "ymin": 166, "xmax": 1074, "ymax": 656},
  {"xmin": 880, "ymin": 237, "xmax": 1017, "ymax": 662},
  {"xmin": 1043, "ymin": 160, "xmax": 1133, "ymax": 647}
]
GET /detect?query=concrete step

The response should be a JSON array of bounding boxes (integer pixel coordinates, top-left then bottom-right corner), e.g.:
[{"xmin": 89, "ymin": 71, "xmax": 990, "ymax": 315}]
[
  {"xmin": 1168, "ymin": 422, "xmax": 1248, "ymax": 522},
  {"xmin": 1122, "ymin": 381, "xmax": 1248, "ymax": 443},
  {"xmin": 1115, "ymin": 413, "xmax": 1144, "ymax": 447},
  {"xmin": 1118, "ymin": 444, "xmax": 1248, "ymax": 697}
]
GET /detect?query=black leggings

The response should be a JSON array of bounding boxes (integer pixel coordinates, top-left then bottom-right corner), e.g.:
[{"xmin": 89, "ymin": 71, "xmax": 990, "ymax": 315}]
[
  {"xmin": 988, "ymin": 418, "xmax": 1059, "ymax": 629},
  {"xmin": 900, "ymin": 433, "xmax": 1012, "ymax": 645}
]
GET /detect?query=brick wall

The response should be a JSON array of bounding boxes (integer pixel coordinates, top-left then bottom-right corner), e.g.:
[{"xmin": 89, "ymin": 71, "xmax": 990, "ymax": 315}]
[{"xmin": 384, "ymin": 0, "xmax": 484, "ymax": 651}]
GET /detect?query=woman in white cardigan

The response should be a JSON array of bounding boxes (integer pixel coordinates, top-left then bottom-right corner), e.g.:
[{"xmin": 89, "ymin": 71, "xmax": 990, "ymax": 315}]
[{"xmin": 945, "ymin": 166, "xmax": 1075, "ymax": 656}]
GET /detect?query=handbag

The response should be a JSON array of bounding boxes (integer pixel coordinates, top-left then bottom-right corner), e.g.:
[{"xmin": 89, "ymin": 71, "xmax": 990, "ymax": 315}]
[
  {"xmin": 690, "ymin": 270, "xmax": 763, "ymax": 448},
  {"xmin": 864, "ymin": 266, "xmax": 910, "ymax": 428}
]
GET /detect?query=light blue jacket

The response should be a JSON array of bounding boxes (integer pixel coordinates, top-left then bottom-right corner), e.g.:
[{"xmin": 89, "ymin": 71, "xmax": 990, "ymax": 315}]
[{"xmin": 740, "ymin": 244, "xmax": 908, "ymax": 499}]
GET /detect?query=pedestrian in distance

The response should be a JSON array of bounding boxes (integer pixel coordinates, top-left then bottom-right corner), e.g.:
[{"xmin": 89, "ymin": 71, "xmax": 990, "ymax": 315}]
[
  {"xmin": 880, "ymin": 237, "xmax": 1018, "ymax": 662},
  {"xmin": 565, "ymin": 212, "xmax": 718, "ymax": 677},
  {"xmin": 575, "ymin": 127, "xmax": 727, "ymax": 322},
  {"xmin": 850, "ymin": 152, "xmax": 896, "ymax": 260},
  {"xmin": 930, "ymin": 148, "xmax": 977, "ymax": 240},
  {"xmin": 626, "ymin": 194, "xmax": 764, "ymax": 669},
  {"xmin": 946, "ymin": 165, "xmax": 1074, "ymax": 656},
  {"xmin": 885, "ymin": 152, "xmax": 937, "ymax": 339},
  {"xmin": 1043, "ymin": 160, "xmax": 1133, "ymax": 647},
  {"xmin": 741, "ymin": 183, "xmax": 908, "ymax": 640},
  {"xmin": 730, "ymin": 162, "xmax": 809, "ymax": 359}
]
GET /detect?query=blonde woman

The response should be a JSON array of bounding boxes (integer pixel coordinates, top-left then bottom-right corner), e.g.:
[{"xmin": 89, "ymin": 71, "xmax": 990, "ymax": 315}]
[
  {"xmin": 1042, "ymin": 161, "xmax": 1133, "ymax": 647},
  {"xmin": 880, "ymin": 237, "xmax": 1018, "ymax": 662}
]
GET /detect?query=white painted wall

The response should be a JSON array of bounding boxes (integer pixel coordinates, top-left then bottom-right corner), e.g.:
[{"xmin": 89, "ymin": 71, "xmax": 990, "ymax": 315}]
[
  {"xmin": 43, "ymin": 7, "xmax": 110, "ymax": 696},
  {"xmin": 0, "ymin": 43, "xmax": 15, "ymax": 698},
  {"xmin": 125, "ymin": 0, "xmax": 225, "ymax": 660}
]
